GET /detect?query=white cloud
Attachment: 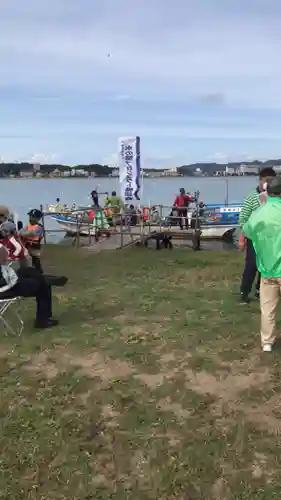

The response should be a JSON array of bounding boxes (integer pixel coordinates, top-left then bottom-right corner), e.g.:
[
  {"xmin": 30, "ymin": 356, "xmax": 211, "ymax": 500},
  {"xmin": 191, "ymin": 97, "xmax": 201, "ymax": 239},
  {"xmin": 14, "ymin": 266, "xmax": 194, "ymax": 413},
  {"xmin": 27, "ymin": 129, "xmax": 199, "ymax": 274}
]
[
  {"xmin": 30, "ymin": 153, "xmax": 58, "ymax": 164},
  {"xmin": 1, "ymin": 0, "xmax": 281, "ymax": 163},
  {"xmin": 1, "ymin": 0, "xmax": 281, "ymax": 106}
]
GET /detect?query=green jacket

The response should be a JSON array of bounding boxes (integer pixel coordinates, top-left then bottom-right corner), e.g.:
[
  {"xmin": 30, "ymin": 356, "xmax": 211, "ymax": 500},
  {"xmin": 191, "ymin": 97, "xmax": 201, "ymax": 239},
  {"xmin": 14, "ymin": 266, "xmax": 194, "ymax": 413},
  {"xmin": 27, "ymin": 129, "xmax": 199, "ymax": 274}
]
[
  {"xmin": 105, "ymin": 196, "xmax": 123, "ymax": 212},
  {"xmin": 243, "ymin": 196, "xmax": 281, "ymax": 278}
]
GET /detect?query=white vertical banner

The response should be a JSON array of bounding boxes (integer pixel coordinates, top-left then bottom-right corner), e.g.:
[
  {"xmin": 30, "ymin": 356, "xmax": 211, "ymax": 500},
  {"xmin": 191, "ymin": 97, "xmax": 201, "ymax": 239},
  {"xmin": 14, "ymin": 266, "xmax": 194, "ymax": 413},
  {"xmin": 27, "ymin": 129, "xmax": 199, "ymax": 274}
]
[{"xmin": 118, "ymin": 136, "xmax": 141, "ymax": 203}]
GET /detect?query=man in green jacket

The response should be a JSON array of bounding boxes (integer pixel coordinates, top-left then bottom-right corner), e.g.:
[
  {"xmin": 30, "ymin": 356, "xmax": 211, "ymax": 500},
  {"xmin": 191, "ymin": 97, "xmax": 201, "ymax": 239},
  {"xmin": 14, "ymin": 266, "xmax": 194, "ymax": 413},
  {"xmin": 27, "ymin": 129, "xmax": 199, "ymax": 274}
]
[
  {"xmin": 243, "ymin": 176, "xmax": 281, "ymax": 352},
  {"xmin": 239, "ymin": 167, "xmax": 276, "ymax": 303},
  {"xmin": 105, "ymin": 191, "xmax": 124, "ymax": 214}
]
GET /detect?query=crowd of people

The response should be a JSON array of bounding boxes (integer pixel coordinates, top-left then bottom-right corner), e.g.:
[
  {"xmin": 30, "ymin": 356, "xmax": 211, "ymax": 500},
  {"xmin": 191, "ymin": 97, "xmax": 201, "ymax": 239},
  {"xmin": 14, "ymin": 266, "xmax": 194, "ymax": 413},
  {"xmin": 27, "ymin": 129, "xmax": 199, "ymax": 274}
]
[
  {"xmin": 0, "ymin": 207, "xmax": 67, "ymax": 329},
  {"xmin": 238, "ymin": 167, "xmax": 281, "ymax": 352}
]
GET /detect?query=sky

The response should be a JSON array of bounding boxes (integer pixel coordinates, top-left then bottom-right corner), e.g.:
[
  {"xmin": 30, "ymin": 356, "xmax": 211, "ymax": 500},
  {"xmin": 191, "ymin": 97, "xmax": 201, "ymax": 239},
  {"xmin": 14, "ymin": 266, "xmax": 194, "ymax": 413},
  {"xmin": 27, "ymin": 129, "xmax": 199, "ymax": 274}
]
[{"xmin": 1, "ymin": 0, "xmax": 281, "ymax": 167}]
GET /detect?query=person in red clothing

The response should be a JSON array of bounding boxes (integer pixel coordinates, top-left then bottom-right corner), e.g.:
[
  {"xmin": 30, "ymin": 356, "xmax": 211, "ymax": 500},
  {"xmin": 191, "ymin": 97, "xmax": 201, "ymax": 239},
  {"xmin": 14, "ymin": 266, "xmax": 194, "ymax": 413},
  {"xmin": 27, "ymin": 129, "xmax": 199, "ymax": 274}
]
[
  {"xmin": 0, "ymin": 221, "xmax": 29, "ymax": 266},
  {"xmin": 173, "ymin": 188, "xmax": 193, "ymax": 229}
]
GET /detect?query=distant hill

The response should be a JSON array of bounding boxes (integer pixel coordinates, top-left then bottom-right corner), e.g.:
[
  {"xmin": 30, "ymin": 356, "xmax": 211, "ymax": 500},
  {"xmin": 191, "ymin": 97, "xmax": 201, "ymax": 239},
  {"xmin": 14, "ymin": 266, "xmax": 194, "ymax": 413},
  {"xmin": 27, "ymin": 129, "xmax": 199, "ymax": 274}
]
[
  {"xmin": 0, "ymin": 162, "xmax": 112, "ymax": 177},
  {"xmin": 0, "ymin": 159, "xmax": 280, "ymax": 177},
  {"xmin": 177, "ymin": 159, "xmax": 281, "ymax": 176}
]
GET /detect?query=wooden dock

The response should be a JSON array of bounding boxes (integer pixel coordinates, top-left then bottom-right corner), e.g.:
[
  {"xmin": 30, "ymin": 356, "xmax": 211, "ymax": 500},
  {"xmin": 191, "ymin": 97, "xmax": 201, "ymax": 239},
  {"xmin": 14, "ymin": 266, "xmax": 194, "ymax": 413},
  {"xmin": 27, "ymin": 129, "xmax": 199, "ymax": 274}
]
[{"xmin": 84, "ymin": 224, "xmax": 200, "ymax": 252}]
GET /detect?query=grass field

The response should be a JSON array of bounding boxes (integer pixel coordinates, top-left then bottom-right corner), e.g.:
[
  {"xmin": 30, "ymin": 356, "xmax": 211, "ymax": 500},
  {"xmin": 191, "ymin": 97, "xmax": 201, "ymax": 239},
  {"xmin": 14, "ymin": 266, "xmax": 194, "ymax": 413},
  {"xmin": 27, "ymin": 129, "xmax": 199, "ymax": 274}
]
[{"xmin": 1, "ymin": 246, "xmax": 281, "ymax": 499}]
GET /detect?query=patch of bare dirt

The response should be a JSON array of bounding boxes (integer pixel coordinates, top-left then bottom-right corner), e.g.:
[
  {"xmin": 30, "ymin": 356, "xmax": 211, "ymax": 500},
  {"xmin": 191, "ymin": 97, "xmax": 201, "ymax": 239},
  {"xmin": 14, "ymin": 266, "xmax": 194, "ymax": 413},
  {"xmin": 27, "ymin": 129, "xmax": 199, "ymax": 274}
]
[
  {"xmin": 23, "ymin": 348, "xmax": 134, "ymax": 382},
  {"xmin": 159, "ymin": 352, "xmax": 177, "ymax": 364},
  {"xmin": 112, "ymin": 313, "xmax": 130, "ymax": 323},
  {"xmin": 185, "ymin": 368, "xmax": 271, "ymax": 402},
  {"xmin": 101, "ymin": 404, "xmax": 120, "ymax": 429},
  {"xmin": 244, "ymin": 404, "xmax": 281, "ymax": 435},
  {"xmin": 0, "ymin": 347, "xmax": 9, "ymax": 358},
  {"xmin": 54, "ymin": 292, "xmax": 69, "ymax": 304},
  {"xmin": 134, "ymin": 372, "xmax": 167, "ymax": 389},
  {"xmin": 121, "ymin": 325, "xmax": 147, "ymax": 337},
  {"xmin": 211, "ymin": 477, "xmax": 231, "ymax": 499},
  {"xmin": 79, "ymin": 391, "xmax": 92, "ymax": 405},
  {"xmin": 24, "ymin": 351, "xmax": 59, "ymax": 379},
  {"xmin": 130, "ymin": 450, "xmax": 151, "ymax": 486},
  {"xmin": 251, "ymin": 452, "xmax": 275, "ymax": 482},
  {"xmin": 157, "ymin": 397, "xmax": 191, "ymax": 420},
  {"xmin": 66, "ymin": 352, "xmax": 134, "ymax": 380},
  {"xmin": 220, "ymin": 452, "xmax": 275, "ymax": 484},
  {"xmin": 91, "ymin": 474, "xmax": 108, "ymax": 487}
]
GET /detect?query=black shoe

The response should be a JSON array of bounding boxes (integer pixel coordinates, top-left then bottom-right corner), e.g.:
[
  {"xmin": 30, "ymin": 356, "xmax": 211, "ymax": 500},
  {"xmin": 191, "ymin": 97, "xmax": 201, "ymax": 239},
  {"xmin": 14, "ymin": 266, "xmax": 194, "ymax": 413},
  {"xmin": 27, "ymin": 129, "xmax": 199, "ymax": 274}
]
[
  {"xmin": 239, "ymin": 293, "xmax": 250, "ymax": 304},
  {"xmin": 34, "ymin": 318, "xmax": 59, "ymax": 329},
  {"xmin": 255, "ymin": 290, "xmax": 260, "ymax": 299},
  {"xmin": 46, "ymin": 276, "xmax": 68, "ymax": 287}
]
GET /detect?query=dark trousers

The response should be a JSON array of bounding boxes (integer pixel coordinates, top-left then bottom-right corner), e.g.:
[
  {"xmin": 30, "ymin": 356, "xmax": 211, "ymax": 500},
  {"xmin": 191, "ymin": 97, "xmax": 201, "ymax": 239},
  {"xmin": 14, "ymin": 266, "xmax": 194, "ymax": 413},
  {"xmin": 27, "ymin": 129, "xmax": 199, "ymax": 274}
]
[
  {"xmin": 240, "ymin": 239, "xmax": 261, "ymax": 297},
  {"xmin": 178, "ymin": 208, "xmax": 189, "ymax": 229},
  {"xmin": 31, "ymin": 254, "xmax": 51, "ymax": 315},
  {"xmin": 31, "ymin": 255, "xmax": 43, "ymax": 273},
  {"xmin": 1, "ymin": 268, "xmax": 52, "ymax": 323}
]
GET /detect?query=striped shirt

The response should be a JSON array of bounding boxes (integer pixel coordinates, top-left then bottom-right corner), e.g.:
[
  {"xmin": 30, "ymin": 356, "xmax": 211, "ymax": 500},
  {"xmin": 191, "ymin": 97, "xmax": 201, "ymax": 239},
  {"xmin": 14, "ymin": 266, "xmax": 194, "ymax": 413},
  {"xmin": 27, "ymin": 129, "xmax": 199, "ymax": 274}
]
[{"xmin": 239, "ymin": 189, "xmax": 260, "ymax": 230}]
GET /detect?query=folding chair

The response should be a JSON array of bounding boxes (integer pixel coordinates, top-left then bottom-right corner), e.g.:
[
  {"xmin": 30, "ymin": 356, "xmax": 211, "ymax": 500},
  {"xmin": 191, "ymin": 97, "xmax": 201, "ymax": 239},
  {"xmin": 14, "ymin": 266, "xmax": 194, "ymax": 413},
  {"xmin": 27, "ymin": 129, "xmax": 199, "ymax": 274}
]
[{"xmin": 0, "ymin": 297, "xmax": 24, "ymax": 335}]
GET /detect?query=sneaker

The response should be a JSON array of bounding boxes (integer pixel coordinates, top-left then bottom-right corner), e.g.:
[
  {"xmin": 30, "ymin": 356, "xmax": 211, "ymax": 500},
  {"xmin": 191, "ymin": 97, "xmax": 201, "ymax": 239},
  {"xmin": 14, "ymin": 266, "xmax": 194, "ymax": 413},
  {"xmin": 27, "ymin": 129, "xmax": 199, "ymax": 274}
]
[
  {"xmin": 263, "ymin": 344, "xmax": 272, "ymax": 352},
  {"xmin": 255, "ymin": 290, "xmax": 260, "ymax": 299},
  {"xmin": 239, "ymin": 293, "xmax": 250, "ymax": 304}
]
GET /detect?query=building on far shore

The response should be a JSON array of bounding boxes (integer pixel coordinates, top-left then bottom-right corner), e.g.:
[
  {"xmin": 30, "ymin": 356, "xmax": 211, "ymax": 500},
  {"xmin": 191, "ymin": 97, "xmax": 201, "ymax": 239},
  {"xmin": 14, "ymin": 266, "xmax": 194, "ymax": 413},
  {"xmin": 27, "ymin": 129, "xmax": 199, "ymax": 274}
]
[
  {"xmin": 161, "ymin": 167, "xmax": 181, "ymax": 177},
  {"xmin": 19, "ymin": 170, "xmax": 33, "ymax": 178},
  {"xmin": 215, "ymin": 164, "xmax": 260, "ymax": 176}
]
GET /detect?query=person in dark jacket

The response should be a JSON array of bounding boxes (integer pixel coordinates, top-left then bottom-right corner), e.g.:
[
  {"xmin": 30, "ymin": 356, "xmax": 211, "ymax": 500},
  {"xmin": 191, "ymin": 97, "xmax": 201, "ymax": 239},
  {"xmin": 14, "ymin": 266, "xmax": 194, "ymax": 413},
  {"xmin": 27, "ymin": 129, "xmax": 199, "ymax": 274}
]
[
  {"xmin": 0, "ymin": 244, "xmax": 67, "ymax": 329},
  {"xmin": 239, "ymin": 167, "xmax": 276, "ymax": 303},
  {"xmin": 91, "ymin": 190, "xmax": 99, "ymax": 207}
]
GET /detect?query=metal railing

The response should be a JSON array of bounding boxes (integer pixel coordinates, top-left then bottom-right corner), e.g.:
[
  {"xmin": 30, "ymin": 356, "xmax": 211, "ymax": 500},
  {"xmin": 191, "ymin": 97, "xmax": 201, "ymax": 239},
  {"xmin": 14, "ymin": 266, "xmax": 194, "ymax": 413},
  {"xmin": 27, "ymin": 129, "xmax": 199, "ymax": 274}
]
[{"xmin": 39, "ymin": 200, "xmax": 202, "ymax": 249}]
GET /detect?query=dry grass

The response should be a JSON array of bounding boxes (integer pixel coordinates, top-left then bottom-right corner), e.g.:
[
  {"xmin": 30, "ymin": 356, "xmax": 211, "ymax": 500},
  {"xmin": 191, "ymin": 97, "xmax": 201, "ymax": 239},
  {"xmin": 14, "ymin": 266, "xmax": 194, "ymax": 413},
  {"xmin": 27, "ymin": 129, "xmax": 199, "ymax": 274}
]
[{"xmin": 1, "ymin": 245, "xmax": 281, "ymax": 499}]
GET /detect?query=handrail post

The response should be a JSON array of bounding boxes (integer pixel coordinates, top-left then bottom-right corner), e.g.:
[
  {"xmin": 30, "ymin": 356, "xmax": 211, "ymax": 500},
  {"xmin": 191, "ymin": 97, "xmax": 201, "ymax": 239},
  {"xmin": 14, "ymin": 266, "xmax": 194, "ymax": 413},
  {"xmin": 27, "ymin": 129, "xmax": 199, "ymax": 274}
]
[{"xmin": 40, "ymin": 204, "xmax": 47, "ymax": 244}]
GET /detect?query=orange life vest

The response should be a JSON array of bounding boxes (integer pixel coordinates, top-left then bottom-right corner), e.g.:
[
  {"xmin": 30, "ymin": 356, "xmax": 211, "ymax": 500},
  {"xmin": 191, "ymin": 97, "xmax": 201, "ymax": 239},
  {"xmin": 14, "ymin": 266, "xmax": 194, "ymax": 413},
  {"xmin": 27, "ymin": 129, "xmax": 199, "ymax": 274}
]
[{"xmin": 23, "ymin": 224, "xmax": 43, "ymax": 249}]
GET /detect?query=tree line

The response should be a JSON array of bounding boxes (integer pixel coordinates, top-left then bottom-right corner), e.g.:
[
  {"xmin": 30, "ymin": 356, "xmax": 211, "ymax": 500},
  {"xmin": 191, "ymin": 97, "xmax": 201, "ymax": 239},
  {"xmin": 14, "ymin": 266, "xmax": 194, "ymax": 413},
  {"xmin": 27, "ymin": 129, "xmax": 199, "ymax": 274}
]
[
  {"xmin": 0, "ymin": 163, "xmax": 112, "ymax": 176},
  {"xmin": 0, "ymin": 159, "xmax": 279, "ymax": 177}
]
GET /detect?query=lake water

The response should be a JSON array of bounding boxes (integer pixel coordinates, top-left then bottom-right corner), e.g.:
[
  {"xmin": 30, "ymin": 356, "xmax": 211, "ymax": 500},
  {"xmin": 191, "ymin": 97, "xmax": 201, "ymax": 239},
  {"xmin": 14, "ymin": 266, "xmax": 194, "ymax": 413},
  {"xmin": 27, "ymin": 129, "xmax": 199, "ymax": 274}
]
[{"xmin": 0, "ymin": 176, "xmax": 257, "ymax": 237}]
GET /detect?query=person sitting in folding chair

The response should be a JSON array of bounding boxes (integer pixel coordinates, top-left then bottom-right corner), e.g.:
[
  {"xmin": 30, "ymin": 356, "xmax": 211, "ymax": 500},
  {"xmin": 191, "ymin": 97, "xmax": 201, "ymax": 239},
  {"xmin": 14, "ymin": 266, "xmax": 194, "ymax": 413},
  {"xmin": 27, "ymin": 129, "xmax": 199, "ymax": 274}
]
[
  {"xmin": 0, "ymin": 244, "xmax": 67, "ymax": 329},
  {"xmin": 0, "ymin": 221, "xmax": 30, "ymax": 268}
]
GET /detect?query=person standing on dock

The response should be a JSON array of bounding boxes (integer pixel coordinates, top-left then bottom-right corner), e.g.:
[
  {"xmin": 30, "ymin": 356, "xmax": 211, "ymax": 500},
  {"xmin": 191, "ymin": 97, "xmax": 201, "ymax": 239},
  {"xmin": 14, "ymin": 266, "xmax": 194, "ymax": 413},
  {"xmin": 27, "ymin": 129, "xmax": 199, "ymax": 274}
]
[
  {"xmin": 20, "ymin": 209, "xmax": 44, "ymax": 273},
  {"xmin": 239, "ymin": 167, "xmax": 276, "ymax": 304},
  {"xmin": 90, "ymin": 190, "xmax": 99, "ymax": 208},
  {"xmin": 105, "ymin": 191, "xmax": 124, "ymax": 214},
  {"xmin": 242, "ymin": 176, "xmax": 281, "ymax": 351},
  {"xmin": 173, "ymin": 188, "xmax": 193, "ymax": 229}
]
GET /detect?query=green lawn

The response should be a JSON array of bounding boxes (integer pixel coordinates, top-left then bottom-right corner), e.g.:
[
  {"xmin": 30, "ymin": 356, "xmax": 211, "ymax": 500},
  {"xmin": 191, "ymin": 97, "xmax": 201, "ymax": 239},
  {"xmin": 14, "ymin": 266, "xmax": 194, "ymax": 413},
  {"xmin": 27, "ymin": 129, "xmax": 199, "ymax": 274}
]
[{"xmin": 1, "ymin": 246, "xmax": 281, "ymax": 499}]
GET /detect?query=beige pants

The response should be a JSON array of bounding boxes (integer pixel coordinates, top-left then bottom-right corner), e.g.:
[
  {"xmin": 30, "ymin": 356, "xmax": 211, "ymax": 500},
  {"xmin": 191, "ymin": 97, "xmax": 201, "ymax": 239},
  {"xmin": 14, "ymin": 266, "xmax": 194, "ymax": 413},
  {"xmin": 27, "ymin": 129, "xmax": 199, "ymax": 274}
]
[{"xmin": 260, "ymin": 277, "xmax": 281, "ymax": 345}]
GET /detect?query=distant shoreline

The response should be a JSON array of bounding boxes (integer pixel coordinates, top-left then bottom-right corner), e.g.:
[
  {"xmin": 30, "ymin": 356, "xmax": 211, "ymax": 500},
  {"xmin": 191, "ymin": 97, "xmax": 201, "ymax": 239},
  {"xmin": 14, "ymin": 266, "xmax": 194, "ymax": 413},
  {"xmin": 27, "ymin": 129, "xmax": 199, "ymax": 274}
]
[{"xmin": 0, "ymin": 175, "xmax": 257, "ymax": 180}]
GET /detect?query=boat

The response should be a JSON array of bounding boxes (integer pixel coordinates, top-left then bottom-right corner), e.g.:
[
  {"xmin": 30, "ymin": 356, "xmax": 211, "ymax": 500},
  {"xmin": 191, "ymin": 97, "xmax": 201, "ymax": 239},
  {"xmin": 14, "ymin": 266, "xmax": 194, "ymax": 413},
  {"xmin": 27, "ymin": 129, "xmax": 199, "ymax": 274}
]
[
  {"xmin": 51, "ymin": 212, "xmax": 111, "ymax": 238},
  {"xmin": 46, "ymin": 203, "xmax": 81, "ymax": 214},
  {"xmin": 49, "ymin": 191, "xmax": 242, "ymax": 240},
  {"xmin": 198, "ymin": 203, "xmax": 241, "ymax": 240},
  {"xmin": 51, "ymin": 214, "xmax": 97, "ymax": 236},
  {"xmin": 52, "ymin": 207, "xmax": 240, "ymax": 241},
  {"xmin": 162, "ymin": 203, "xmax": 241, "ymax": 240}
]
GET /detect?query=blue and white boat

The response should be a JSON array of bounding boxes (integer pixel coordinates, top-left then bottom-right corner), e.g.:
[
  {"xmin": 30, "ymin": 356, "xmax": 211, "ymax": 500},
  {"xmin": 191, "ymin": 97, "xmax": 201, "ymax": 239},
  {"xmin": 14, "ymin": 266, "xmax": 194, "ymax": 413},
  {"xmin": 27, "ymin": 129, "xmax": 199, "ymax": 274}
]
[
  {"xmin": 49, "ymin": 203, "xmax": 243, "ymax": 241},
  {"xmin": 199, "ymin": 203, "xmax": 241, "ymax": 239}
]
